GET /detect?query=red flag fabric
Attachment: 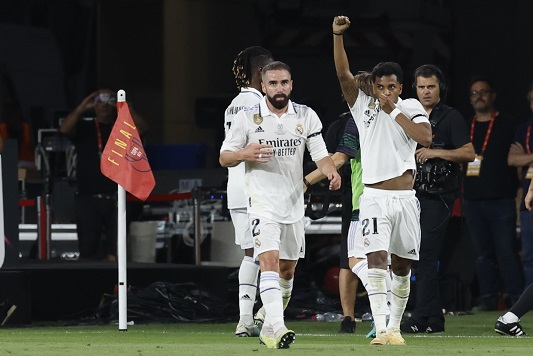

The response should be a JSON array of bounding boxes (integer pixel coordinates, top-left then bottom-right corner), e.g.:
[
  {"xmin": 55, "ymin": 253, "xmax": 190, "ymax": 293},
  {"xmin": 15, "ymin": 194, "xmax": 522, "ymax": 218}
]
[{"xmin": 100, "ymin": 101, "xmax": 155, "ymax": 201}]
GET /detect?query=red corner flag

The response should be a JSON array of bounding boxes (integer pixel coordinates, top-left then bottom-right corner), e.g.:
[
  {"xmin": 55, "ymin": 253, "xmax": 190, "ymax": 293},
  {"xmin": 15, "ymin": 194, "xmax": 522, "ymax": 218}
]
[{"xmin": 100, "ymin": 99, "xmax": 155, "ymax": 201}]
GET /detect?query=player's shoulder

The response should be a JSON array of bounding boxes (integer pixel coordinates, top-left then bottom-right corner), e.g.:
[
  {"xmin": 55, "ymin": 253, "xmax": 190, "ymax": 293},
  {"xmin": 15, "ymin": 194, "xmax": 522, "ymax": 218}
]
[
  {"xmin": 235, "ymin": 103, "xmax": 259, "ymax": 115},
  {"xmin": 292, "ymin": 101, "xmax": 309, "ymax": 111},
  {"xmin": 399, "ymin": 98, "xmax": 425, "ymax": 111},
  {"xmin": 398, "ymin": 98, "xmax": 428, "ymax": 121},
  {"xmin": 292, "ymin": 102, "xmax": 318, "ymax": 120}
]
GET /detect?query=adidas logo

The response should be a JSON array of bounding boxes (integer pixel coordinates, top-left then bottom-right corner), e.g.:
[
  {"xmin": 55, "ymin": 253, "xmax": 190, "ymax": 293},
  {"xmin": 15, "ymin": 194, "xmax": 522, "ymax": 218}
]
[
  {"xmin": 407, "ymin": 249, "xmax": 417, "ymax": 255},
  {"xmin": 240, "ymin": 294, "xmax": 252, "ymax": 300},
  {"xmin": 255, "ymin": 126, "xmax": 264, "ymax": 133}
]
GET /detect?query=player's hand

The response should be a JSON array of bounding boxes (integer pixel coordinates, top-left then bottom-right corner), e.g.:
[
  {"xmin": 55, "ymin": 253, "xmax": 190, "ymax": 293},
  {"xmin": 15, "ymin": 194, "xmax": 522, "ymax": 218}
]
[
  {"xmin": 328, "ymin": 171, "xmax": 341, "ymax": 191},
  {"xmin": 240, "ymin": 143, "xmax": 273, "ymax": 163},
  {"xmin": 379, "ymin": 94, "xmax": 396, "ymax": 114},
  {"xmin": 333, "ymin": 16, "xmax": 351, "ymax": 34}
]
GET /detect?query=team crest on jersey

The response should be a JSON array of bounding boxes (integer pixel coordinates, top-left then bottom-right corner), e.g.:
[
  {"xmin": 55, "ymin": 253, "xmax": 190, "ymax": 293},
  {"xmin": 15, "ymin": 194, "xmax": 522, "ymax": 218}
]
[
  {"xmin": 364, "ymin": 237, "xmax": 370, "ymax": 247},
  {"xmin": 275, "ymin": 123, "xmax": 285, "ymax": 135},
  {"xmin": 295, "ymin": 123, "xmax": 304, "ymax": 135},
  {"xmin": 255, "ymin": 237, "xmax": 261, "ymax": 248},
  {"xmin": 253, "ymin": 114, "xmax": 263, "ymax": 125},
  {"xmin": 368, "ymin": 101, "xmax": 376, "ymax": 109}
]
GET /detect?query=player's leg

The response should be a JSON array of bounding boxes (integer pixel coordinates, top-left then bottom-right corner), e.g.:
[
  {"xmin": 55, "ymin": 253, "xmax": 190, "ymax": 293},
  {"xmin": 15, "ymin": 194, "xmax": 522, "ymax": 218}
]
[{"xmin": 232, "ymin": 209, "xmax": 260, "ymax": 337}]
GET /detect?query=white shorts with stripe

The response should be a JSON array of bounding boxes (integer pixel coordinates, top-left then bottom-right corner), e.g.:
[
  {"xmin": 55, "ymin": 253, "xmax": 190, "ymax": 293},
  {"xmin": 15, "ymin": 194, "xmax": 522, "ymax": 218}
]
[
  {"xmin": 249, "ymin": 214, "xmax": 305, "ymax": 261},
  {"xmin": 358, "ymin": 187, "xmax": 421, "ymax": 260},
  {"xmin": 229, "ymin": 208, "xmax": 253, "ymax": 249},
  {"xmin": 347, "ymin": 219, "xmax": 365, "ymax": 259}
]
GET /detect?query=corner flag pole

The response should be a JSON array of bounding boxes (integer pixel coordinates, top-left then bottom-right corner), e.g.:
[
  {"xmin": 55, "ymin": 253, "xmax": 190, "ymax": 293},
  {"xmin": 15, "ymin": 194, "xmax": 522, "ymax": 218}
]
[{"xmin": 117, "ymin": 89, "xmax": 128, "ymax": 331}]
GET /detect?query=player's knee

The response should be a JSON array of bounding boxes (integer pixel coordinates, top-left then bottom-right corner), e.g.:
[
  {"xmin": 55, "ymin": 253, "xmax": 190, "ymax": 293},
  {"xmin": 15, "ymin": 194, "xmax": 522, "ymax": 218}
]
[
  {"xmin": 390, "ymin": 255, "xmax": 411, "ymax": 276},
  {"xmin": 367, "ymin": 251, "xmax": 388, "ymax": 269}
]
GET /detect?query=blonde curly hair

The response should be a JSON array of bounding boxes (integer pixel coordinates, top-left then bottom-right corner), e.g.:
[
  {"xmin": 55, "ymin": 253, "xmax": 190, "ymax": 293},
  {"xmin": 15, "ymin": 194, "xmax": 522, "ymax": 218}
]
[{"xmin": 354, "ymin": 71, "xmax": 373, "ymax": 96}]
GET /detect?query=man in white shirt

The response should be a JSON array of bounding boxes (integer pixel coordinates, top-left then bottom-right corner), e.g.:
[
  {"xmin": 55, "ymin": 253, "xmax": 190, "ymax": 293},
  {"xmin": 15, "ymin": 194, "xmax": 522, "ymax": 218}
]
[
  {"xmin": 220, "ymin": 61, "xmax": 341, "ymax": 349},
  {"xmin": 224, "ymin": 46, "xmax": 273, "ymax": 338},
  {"xmin": 332, "ymin": 15, "xmax": 432, "ymax": 346}
]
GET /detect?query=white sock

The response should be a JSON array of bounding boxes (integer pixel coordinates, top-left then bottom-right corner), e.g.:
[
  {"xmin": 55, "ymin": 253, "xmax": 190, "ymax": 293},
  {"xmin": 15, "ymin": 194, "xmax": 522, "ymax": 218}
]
[
  {"xmin": 367, "ymin": 268, "xmax": 389, "ymax": 335},
  {"xmin": 502, "ymin": 312, "xmax": 519, "ymax": 323},
  {"xmin": 279, "ymin": 278, "xmax": 293, "ymax": 310},
  {"xmin": 238, "ymin": 256, "xmax": 260, "ymax": 325},
  {"xmin": 259, "ymin": 271, "xmax": 284, "ymax": 334},
  {"xmin": 388, "ymin": 271, "xmax": 411, "ymax": 330},
  {"xmin": 352, "ymin": 259, "xmax": 369, "ymax": 290},
  {"xmin": 353, "ymin": 260, "xmax": 391, "ymax": 317},
  {"xmin": 385, "ymin": 267, "xmax": 392, "ymax": 316}
]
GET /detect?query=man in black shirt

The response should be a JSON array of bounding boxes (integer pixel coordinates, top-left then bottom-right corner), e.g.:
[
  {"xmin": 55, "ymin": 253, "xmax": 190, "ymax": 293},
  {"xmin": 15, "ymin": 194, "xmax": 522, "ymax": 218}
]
[
  {"xmin": 60, "ymin": 89, "xmax": 148, "ymax": 261},
  {"xmin": 463, "ymin": 77, "xmax": 523, "ymax": 311},
  {"xmin": 401, "ymin": 65, "xmax": 474, "ymax": 333}
]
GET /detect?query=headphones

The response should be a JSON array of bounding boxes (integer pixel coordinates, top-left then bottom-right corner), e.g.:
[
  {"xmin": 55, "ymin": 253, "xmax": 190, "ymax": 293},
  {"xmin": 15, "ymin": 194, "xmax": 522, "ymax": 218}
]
[{"xmin": 412, "ymin": 64, "xmax": 447, "ymax": 101}]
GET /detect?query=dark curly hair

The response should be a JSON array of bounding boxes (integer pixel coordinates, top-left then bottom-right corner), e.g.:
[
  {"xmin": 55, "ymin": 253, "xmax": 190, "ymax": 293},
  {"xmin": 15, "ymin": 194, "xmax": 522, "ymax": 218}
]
[{"xmin": 232, "ymin": 46, "xmax": 273, "ymax": 89}]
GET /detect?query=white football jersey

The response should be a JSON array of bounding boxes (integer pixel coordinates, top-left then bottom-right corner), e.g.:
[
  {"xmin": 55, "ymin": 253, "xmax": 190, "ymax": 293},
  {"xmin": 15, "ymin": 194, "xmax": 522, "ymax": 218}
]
[
  {"xmin": 221, "ymin": 97, "xmax": 329, "ymax": 223},
  {"xmin": 349, "ymin": 90, "xmax": 429, "ymax": 184},
  {"xmin": 223, "ymin": 87, "xmax": 263, "ymax": 209}
]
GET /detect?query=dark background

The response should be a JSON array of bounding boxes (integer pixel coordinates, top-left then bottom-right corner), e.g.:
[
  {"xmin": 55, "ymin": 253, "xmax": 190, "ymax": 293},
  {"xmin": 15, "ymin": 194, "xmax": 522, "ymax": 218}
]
[
  {"xmin": 0, "ymin": 0, "xmax": 531, "ymax": 164},
  {"xmin": 0, "ymin": 0, "xmax": 524, "ymax": 316}
]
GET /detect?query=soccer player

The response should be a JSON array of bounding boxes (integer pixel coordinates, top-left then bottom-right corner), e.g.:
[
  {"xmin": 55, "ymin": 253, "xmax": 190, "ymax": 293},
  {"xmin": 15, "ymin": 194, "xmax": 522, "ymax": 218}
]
[
  {"xmin": 224, "ymin": 46, "xmax": 273, "ymax": 338},
  {"xmin": 332, "ymin": 15, "xmax": 432, "ymax": 345},
  {"xmin": 303, "ymin": 111, "xmax": 364, "ymax": 334},
  {"xmin": 220, "ymin": 61, "xmax": 341, "ymax": 349}
]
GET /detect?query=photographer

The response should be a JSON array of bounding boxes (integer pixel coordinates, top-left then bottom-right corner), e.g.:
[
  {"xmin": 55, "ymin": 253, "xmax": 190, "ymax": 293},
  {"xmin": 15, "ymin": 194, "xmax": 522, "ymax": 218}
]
[
  {"xmin": 401, "ymin": 65, "xmax": 475, "ymax": 334},
  {"xmin": 60, "ymin": 89, "xmax": 148, "ymax": 261}
]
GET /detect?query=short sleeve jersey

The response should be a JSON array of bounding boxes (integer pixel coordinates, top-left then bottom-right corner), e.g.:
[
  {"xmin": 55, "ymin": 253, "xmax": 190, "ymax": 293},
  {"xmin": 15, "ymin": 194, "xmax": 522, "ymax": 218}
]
[
  {"xmin": 223, "ymin": 87, "xmax": 263, "ymax": 209},
  {"xmin": 220, "ymin": 97, "xmax": 329, "ymax": 223},
  {"xmin": 349, "ymin": 90, "xmax": 429, "ymax": 184}
]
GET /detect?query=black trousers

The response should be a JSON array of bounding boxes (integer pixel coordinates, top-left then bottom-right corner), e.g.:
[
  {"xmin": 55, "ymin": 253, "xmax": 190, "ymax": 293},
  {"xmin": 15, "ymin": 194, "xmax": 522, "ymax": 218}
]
[
  {"xmin": 412, "ymin": 193, "xmax": 454, "ymax": 324},
  {"xmin": 75, "ymin": 194, "xmax": 117, "ymax": 259}
]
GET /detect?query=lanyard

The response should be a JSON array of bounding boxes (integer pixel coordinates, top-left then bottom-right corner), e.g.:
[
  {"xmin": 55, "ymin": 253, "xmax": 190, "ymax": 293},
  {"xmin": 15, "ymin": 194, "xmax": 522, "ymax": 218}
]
[
  {"xmin": 94, "ymin": 118, "xmax": 103, "ymax": 155},
  {"xmin": 470, "ymin": 111, "xmax": 496, "ymax": 155}
]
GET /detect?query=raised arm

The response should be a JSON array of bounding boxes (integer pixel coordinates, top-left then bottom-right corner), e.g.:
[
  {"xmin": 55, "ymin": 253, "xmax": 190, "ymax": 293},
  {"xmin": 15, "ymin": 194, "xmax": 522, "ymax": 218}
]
[
  {"xmin": 332, "ymin": 16, "xmax": 359, "ymax": 107},
  {"xmin": 60, "ymin": 91, "xmax": 98, "ymax": 136}
]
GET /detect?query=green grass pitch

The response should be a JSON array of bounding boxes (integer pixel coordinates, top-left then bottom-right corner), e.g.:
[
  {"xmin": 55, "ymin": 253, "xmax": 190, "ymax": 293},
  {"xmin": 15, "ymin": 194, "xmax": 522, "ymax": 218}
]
[{"xmin": 0, "ymin": 311, "xmax": 532, "ymax": 355}]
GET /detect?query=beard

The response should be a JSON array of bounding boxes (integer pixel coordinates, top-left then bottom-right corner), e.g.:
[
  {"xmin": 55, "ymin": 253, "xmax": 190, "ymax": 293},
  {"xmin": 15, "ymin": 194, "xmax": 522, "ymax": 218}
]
[{"xmin": 267, "ymin": 93, "xmax": 289, "ymax": 110}]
